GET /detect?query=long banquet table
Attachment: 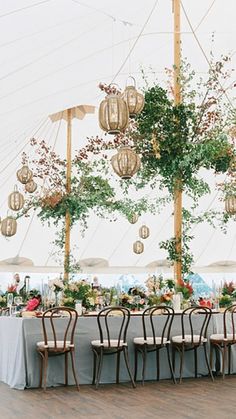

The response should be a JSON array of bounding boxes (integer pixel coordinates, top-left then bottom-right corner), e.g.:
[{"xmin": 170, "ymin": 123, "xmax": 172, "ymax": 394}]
[{"xmin": 0, "ymin": 313, "xmax": 235, "ymax": 390}]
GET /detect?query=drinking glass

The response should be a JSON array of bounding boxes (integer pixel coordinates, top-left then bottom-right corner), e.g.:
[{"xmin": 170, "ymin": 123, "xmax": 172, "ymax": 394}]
[{"xmin": 7, "ymin": 293, "xmax": 13, "ymax": 307}]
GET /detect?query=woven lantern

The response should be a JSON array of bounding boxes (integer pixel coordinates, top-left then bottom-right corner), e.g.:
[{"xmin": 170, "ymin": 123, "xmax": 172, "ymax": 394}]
[
  {"xmin": 229, "ymin": 156, "xmax": 236, "ymax": 175},
  {"xmin": 225, "ymin": 195, "xmax": 236, "ymax": 215},
  {"xmin": 8, "ymin": 186, "xmax": 24, "ymax": 211},
  {"xmin": 99, "ymin": 92, "xmax": 129, "ymax": 135},
  {"xmin": 17, "ymin": 165, "xmax": 33, "ymax": 184},
  {"xmin": 111, "ymin": 147, "xmax": 141, "ymax": 179},
  {"xmin": 139, "ymin": 225, "xmax": 150, "ymax": 239},
  {"xmin": 25, "ymin": 179, "xmax": 37, "ymax": 193},
  {"xmin": 1, "ymin": 216, "xmax": 17, "ymax": 237},
  {"xmin": 133, "ymin": 240, "xmax": 144, "ymax": 254},
  {"xmin": 122, "ymin": 77, "xmax": 144, "ymax": 118},
  {"xmin": 128, "ymin": 213, "xmax": 139, "ymax": 224}
]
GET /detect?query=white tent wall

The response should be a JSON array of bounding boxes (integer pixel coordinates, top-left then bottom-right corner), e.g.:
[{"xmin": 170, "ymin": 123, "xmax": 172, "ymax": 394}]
[{"xmin": 0, "ymin": 1, "xmax": 235, "ymax": 277}]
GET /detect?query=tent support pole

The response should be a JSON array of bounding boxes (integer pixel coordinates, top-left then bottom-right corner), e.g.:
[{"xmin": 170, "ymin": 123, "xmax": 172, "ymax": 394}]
[
  {"xmin": 173, "ymin": 0, "xmax": 182, "ymax": 285},
  {"xmin": 64, "ymin": 108, "xmax": 72, "ymax": 281}
]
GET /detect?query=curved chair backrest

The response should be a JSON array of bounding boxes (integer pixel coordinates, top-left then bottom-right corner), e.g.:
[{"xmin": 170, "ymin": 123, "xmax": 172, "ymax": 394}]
[
  {"xmin": 142, "ymin": 305, "xmax": 174, "ymax": 345},
  {"xmin": 41, "ymin": 307, "xmax": 78, "ymax": 351},
  {"xmin": 223, "ymin": 304, "xmax": 236, "ymax": 341},
  {"xmin": 0, "ymin": 307, "xmax": 10, "ymax": 316},
  {"xmin": 97, "ymin": 306, "xmax": 130, "ymax": 347},
  {"xmin": 181, "ymin": 306, "xmax": 212, "ymax": 345}
]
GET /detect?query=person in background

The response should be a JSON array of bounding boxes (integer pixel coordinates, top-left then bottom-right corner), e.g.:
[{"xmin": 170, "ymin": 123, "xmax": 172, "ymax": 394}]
[
  {"xmin": 26, "ymin": 293, "xmax": 41, "ymax": 311},
  {"xmin": 13, "ymin": 273, "xmax": 24, "ymax": 294}
]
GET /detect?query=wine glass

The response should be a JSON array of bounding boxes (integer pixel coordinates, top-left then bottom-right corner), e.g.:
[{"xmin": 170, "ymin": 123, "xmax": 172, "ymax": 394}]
[{"xmin": 14, "ymin": 296, "xmax": 22, "ymax": 311}]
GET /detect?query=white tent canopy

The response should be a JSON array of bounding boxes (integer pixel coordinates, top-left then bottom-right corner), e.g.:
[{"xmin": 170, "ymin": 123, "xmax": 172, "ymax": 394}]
[{"xmin": 0, "ymin": 0, "xmax": 235, "ymax": 274}]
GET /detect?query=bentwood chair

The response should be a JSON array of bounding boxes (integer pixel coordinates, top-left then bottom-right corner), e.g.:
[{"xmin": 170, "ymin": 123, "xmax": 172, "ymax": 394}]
[
  {"xmin": 210, "ymin": 304, "xmax": 236, "ymax": 378},
  {"xmin": 171, "ymin": 306, "xmax": 214, "ymax": 383},
  {"xmin": 36, "ymin": 307, "xmax": 79, "ymax": 391},
  {"xmin": 91, "ymin": 306, "xmax": 136, "ymax": 389},
  {"xmin": 133, "ymin": 305, "xmax": 176, "ymax": 385}
]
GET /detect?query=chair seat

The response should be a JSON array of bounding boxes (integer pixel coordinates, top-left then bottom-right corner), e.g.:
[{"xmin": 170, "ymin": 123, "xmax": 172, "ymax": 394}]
[
  {"xmin": 210, "ymin": 333, "xmax": 236, "ymax": 343},
  {"xmin": 37, "ymin": 340, "xmax": 73, "ymax": 350},
  {"xmin": 172, "ymin": 335, "xmax": 207, "ymax": 345},
  {"xmin": 91, "ymin": 339, "xmax": 127, "ymax": 348},
  {"xmin": 134, "ymin": 336, "xmax": 169, "ymax": 346}
]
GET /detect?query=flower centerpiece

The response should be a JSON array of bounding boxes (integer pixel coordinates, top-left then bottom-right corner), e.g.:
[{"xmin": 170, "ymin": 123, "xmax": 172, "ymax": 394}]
[
  {"xmin": 219, "ymin": 281, "xmax": 236, "ymax": 307},
  {"xmin": 48, "ymin": 277, "xmax": 64, "ymax": 306},
  {"xmin": 175, "ymin": 279, "xmax": 193, "ymax": 301},
  {"xmin": 145, "ymin": 274, "xmax": 174, "ymax": 306},
  {"xmin": 62, "ymin": 279, "xmax": 96, "ymax": 310}
]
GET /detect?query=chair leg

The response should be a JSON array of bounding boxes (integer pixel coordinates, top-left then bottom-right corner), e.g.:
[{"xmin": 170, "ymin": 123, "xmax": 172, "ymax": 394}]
[
  {"xmin": 179, "ymin": 345, "xmax": 184, "ymax": 384},
  {"xmin": 92, "ymin": 350, "xmax": 97, "ymax": 385},
  {"xmin": 141, "ymin": 346, "xmax": 147, "ymax": 386},
  {"xmin": 65, "ymin": 352, "xmax": 68, "ymax": 386},
  {"xmin": 172, "ymin": 346, "xmax": 176, "ymax": 374},
  {"xmin": 203, "ymin": 343, "xmax": 214, "ymax": 382},
  {"xmin": 96, "ymin": 348, "xmax": 104, "ymax": 389},
  {"xmin": 156, "ymin": 349, "xmax": 160, "ymax": 381},
  {"xmin": 123, "ymin": 347, "xmax": 136, "ymax": 388},
  {"xmin": 210, "ymin": 343, "xmax": 213, "ymax": 371},
  {"xmin": 70, "ymin": 350, "xmax": 80, "ymax": 391},
  {"xmin": 43, "ymin": 351, "xmax": 48, "ymax": 392},
  {"xmin": 38, "ymin": 352, "xmax": 44, "ymax": 388},
  {"xmin": 228, "ymin": 345, "xmax": 231, "ymax": 375},
  {"xmin": 116, "ymin": 351, "xmax": 121, "ymax": 384},
  {"xmin": 194, "ymin": 347, "xmax": 198, "ymax": 378},
  {"xmin": 134, "ymin": 347, "xmax": 138, "ymax": 382},
  {"xmin": 222, "ymin": 344, "xmax": 227, "ymax": 379},
  {"xmin": 166, "ymin": 345, "xmax": 176, "ymax": 384}
]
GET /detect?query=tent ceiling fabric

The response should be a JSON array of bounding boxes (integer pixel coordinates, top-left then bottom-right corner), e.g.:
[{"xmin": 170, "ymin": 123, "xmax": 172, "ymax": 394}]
[
  {"xmin": 0, "ymin": 1, "xmax": 235, "ymax": 272},
  {"xmin": 49, "ymin": 105, "xmax": 95, "ymax": 122},
  {"xmin": 0, "ymin": 256, "xmax": 34, "ymax": 266},
  {"xmin": 79, "ymin": 258, "xmax": 109, "ymax": 268}
]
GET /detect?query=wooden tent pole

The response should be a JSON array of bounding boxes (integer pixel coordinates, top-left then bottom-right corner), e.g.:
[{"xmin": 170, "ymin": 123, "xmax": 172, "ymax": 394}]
[
  {"xmin": 64, "ymin": 108, "xmax": 72, "ymax": 281},
  {"xmin": 173, "ymin": 0, "xmax": 182, "ymax": 285}
]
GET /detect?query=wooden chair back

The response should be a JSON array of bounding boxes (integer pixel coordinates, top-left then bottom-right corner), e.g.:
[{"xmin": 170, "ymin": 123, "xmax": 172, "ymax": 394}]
[
  {"xmin": 142, "ymin": 305, "xmax": 174, "ymax": 345},
  {"xmin": 223, "ymin": 304, "xmax": 236, "ymax": 341},
  {"xmin": 41, "ymin": 307, "xmax": 78, "ymax": 351},
  {"xmin": 181, "ymin": 306, "xmax": 212, "ymax": 345},
  {"xmin": 97, "ymin": 306, "xmax": 130, "ymax": 347}
]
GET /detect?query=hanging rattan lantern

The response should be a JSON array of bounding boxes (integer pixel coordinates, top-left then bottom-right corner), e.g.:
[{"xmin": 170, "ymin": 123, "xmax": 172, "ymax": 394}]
[
  {"xmin": 8, "ymin": 186, "xmax": 24, "ymax": 211},
  {"xmin": 1, "ymin": 216, "xmax": 17, "ymax": 237},
  {"xmin": 229, "ymin": 155, "xmax": 236, "ymax": 175},
  {"xmin": 25, "ymin": 179, "xmax": 37, "ymax": 193},
  {"xmin": 122, "ymin": 77, "xmax": 144, "ymax": 118},
  {"xmin": 99, "ymin": 92, "xmax": 129, "ymax": 134},
  {"xmin": 225, "ymin": 195, "xmax": 236, "ymax": 215},
  {"xmin": 111, "ymin": 147, "xmax": 141, "ymax": 179},
  {"xmin": 17, "ymin": 165, "xmax": 33, "ymax": 184},
  {"xmin": 133, "ymin": 240, "xmax": 144, "ymax": 254},
  {"xmin": 139, "ymin": 225, "xmax": 150, "ymax": 239},
  {"xmin": 128, "ymin": 213, "xmax": 139, "ymax": 224}
]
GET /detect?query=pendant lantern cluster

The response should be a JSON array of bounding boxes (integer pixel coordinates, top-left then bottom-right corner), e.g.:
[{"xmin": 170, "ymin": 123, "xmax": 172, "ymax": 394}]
[
  {"xmin": 1, "ymin": 164, "xmax": 37, "ymax": 238},
  {"xmin": 130, "ymin": 216, "xmax": 150, "ymax": 254},
  {"xmin": 99, "ymin": 79, "xmax": 144, "ymax": 180}
]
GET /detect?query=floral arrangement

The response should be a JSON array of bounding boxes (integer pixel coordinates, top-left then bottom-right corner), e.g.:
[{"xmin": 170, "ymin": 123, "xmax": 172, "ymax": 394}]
[
  {"xmin": 119, "ymin": 292, "xmax": 146, "ymax": 310},
  {"xmin": 48, "ymin": 278, "xmax": 64, "ymax": 293},
  {"xmin": 0, "ymin": 295, "xmax": 7, "ymax": 307},
  {"xmin": 7, "ymin": 284, "xmax": 17, "ymax": 294},
  {"xmin": 145, "ymin": 275, "xmax": 175, "ymax": 306},
  {"xmin": 62, "ymin": 279, "xmax": 97, "ymax": 309},
  {"xmin": 175, "ymin": 279, "xmax": 193, "ymax": 300}
]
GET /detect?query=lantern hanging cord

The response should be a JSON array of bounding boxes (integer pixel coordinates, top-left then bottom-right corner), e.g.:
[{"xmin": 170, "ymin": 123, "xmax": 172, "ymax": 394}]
[
  {"xmin": 180, "ymin": 1, "xmax": 234, "ymax": 110},
  {"xmin": 17, "ymin": 115, "xmax": 62, "ymax": 256},
  {"xmin": 0, "ymin": 117, "xmax": 49, "ymax": 176},
  {"xmin": 111, "ymin": 0, "xmax": 159, "ymax": 83},
  {"xmin": 194, "ymin": 0, "xmax": 216, "ymax": 31},
  {"xmin": 0, "ymin": 0, "xmax": 52, "ymax": 20}
]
